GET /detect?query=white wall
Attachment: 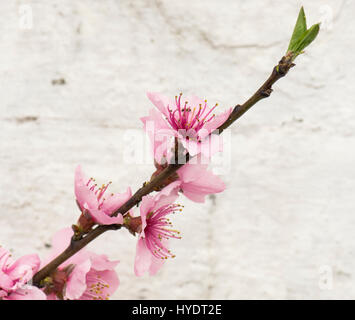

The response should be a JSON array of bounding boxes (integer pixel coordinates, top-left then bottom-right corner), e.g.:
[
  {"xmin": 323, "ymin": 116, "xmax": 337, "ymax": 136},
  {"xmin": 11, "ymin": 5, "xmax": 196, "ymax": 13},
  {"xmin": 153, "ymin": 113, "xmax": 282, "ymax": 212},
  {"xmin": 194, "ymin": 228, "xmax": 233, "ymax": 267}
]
[{"xmin": 1, "ymin": 0, "xmax": 354, "ymax": 299}]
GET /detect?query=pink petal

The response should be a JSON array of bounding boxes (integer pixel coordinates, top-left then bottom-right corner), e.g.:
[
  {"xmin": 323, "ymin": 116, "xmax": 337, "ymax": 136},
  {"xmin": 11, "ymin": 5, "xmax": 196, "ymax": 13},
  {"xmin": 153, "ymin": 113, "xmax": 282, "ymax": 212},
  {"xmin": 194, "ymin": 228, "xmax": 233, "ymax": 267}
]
[
  {"xmin": 134, "ymin": 238, "xmax": 164, "ymax": 277},
  {"xmin": 89, "ymin": 208, "xmax": 123, "ymax": 225},
  {"xmin": 134, "ymin": 238, "xmax": 151, "ymax": 277},
  {"xmin": 181, "ymin": 190, "xmax": 206, "ymax": 203},
  {"xmin": 65, "ymin": 259, "xmax": 92, "ymax": 300},
  {"xmin": 181, "ymin": 138, "xmax": 199, "ymax": 157},
  {"xmin": 200, "ymin": 134, "xmax": 224, "ymax": 158},
  {"xmin": 182, "ymin": 134, "xmax": 222, "ymax": 158},
  {"xmin": 149, "ymin": 256, "xmax": 165, "ymax": 276},
  {"xmin": 139, "ymin": 195, "xmax": 155, "ymax": 234},
  {"xmin": 0, "ymin": 247, "xmax": 12, "ymax": 269},
  {"xmin": 185, "ymin": 95, "xmax": 206, "ymax": 108},
  {"xmin": 82, "ymin": 269, "xmax": 119, "ymax": 300},
  {"xmin": 96, "ymin": 269, "xmax": 119, "ymax": 296},
  {"xmin": 44, "ymin": 228, "xmax": 88, "ymax": 267},
  {"xmin": 74, "ymin": 165, "xmax": 99, "ymax": 211},
  {"xmin": 178, "ymin": 162, "xmax": 208, "ymax": 183},
  {"xmin": 5, "ymin": 286, "xmax": 46, "ymax": 300},
  {"xmin": 0, "ymin": 273, "xmax": 14, "ymax": 291},
  {"xmin": 51, "ymin": 227, "xmax": 73, "ymax": 257},
  {"xmin": 7, "ymin": 254, "xmax": 41, "ymax": 284},
  {"xmin": 199, "ymin": 107, "xmax": 233, "ymax": 138},
  {"xmin": 146, "ymin": 92, "xmax": 171, "ymax": 117},
  {"xmin": 149, "ymin": 238, "xmax": 169, "ymax": 276},
  {"xmin": 89, "ymin": 253, "xmax": 119, "ymax": 272},
  {"xmin": 153, "ymin": 181, "xmax": 180, "ymax": 210},
  {"xmin": 74, "ymin": 164, "xmax": 87, "ymax": 185},
  {"xmin": 180, "ymin": 167, "xmax": 225, "ymax": 203},
  {"xmin": 141, "ymin": 108, "xmax": 175, "ymax": 163},
  {"xmin": 101, "ymin": 187, "xmax": 132, "ymax": 215},
  {"xmin": 141, "ymin": 108, "xmax": 171, "ymax": 131}
]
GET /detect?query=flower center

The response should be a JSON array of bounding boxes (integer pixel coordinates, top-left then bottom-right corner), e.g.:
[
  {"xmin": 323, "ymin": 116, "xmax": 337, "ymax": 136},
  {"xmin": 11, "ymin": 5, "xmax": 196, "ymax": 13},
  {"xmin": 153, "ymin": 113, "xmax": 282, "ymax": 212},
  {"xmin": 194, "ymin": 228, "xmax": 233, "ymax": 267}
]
[
  {"xmin": 86, "ymin": 178, "xmax": 113, "ymax": 210},
  {"xmin": 83, "ymin": 274, "xmax": 111, "ymax": 300},
  {"xmin": 166, "ymin": 93, "xmax": 218, "ymax": 138},
  {"xmin": 143, "ymin": 204, "xmax": 183, "ymax": 260}
]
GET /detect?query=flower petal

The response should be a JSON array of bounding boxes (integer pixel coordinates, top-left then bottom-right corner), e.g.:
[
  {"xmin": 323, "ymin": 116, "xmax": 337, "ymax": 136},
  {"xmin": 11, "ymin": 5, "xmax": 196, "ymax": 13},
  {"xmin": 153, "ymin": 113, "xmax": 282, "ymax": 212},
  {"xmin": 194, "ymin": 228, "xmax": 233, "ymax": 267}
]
[
  {"xmin": 0, "ymin": 247, "xmax": 12, "ymax": 270},
  {"xmin": 180, "ymin": 166, "xmax": 225, "ymax": 203},
  {"xmin": 5, "ymin": 286, "xmax": 46, "ymax": 300},
  {"xmin": 141, "ymin": 108, "xmax": 175, "ymax": 163},
  {"xmin": 0, "ymin": 273, "xmax": 14, "ymax": 291},
  {"xmin": 89, "ymin": 208, "xmax": 123, "ymax": 225},
  {"xmin": 65, "ymin": 259, "xmax": 92, "ymax": 300},
  {"xmin": 139, "ymin": 195, "xmax": 156, "ymax": 234},
  {"xmin": 177, "ymin": 161, "xmax": 208, "ymax": 184},
  {"xmin": 201, "ymin": 134, "xmax": 224, "ymax": 158},
  {"xmin": 101, "ymin": 187, "xmax": 132, "ymax": 215},
  {"xmin": 7, "ymin": 254, "xmax": 41, "ymax": 284},
  {"xmin": 89, "ymin": 253, "xmax": 119, "ymax": 272},
  {"xmin": 51, "ymin": 227, "xmax": 73, "ymax": 257},
  {"xmin": 181, "ymin": 138, "xmax": 199, "ymax": 157},
  {"xmin": 79, "ymin": 269, "xmax": 119, "ymax": 300},
  {"xmin": 148, "ymin": 255, "xmax": 165, "ymax": 276},
  {"xmin": 199, "ymin": 107, "xmax": 233, "ymax": 138},
  {"xmin": 181, "ymin": 190, "xmax": 206, "ymax": 203},
  {"xmin": 134, "ymin": 238, "xmax": 164, "ymax": 277},
  {"xmin": 185, "ymin": 95, "xmax": 206, "ymax": 109},
  {"xmin": 74, "ymin": 165, "xmax": 98, "ymax": 210},
  {"xmin": 146, "ymin": 92, "xmax": 171, "ymax": 117},
  {"xmin": 44, "ymin": 228, "xmax": 89, "ymax": 267},
  {"xmin": 153, "ymin": 181, "xmax": 180, "ymax": 210}
]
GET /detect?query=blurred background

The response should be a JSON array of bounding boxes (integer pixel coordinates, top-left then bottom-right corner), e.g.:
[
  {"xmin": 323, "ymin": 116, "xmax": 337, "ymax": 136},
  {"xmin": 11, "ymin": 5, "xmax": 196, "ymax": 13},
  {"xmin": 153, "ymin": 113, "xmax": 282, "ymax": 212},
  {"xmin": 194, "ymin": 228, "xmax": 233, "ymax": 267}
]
[{"xmin": 1, "ymin": 0, "xmax": 354, "ymax": 299}]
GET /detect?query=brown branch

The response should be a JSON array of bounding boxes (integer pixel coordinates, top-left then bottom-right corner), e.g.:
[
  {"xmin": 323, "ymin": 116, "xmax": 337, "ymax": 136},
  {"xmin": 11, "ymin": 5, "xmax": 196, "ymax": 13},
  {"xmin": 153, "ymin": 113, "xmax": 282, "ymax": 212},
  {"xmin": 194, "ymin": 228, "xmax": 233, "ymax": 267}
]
[{"xmin": 32, "ymin": 53, "xmax": 295, "ymax": 287}]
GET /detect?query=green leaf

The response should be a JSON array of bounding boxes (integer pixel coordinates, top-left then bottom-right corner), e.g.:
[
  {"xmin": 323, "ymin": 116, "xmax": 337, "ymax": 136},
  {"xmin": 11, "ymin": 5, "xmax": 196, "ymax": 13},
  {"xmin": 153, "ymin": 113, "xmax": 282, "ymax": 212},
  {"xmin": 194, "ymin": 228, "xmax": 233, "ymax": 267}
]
[
  {"xmin": 294, "ymin": 23, "xmax": 320, "ymax": 52},
  {"xmin": 287, "ymin": 7, "xmax": 307, "ymax": 52},
  {"xmin": 286, "ymin": 7, "xmax": 320, "ymax": 61}
]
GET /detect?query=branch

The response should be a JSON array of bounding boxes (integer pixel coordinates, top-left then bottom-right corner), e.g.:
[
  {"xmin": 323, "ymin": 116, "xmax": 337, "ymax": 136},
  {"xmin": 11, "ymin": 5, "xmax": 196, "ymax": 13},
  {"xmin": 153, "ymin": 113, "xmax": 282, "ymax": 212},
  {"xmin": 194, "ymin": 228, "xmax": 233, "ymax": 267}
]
[
  {"xmin": 32, "ymin": 52, "xmax": 295, "ymax": 287},
  {"xmin": 218, "ymin": 53, "xmax": 295, "ymax": 133}
]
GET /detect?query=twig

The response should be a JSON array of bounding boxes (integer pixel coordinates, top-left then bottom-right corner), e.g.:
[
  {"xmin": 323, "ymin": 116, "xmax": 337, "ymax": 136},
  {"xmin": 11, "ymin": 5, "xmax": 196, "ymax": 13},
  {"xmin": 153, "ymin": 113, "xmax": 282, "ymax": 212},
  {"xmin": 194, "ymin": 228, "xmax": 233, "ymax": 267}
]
[{"xmin": 32, "ymin": 53, "xmax": 295, "ymax": 287}]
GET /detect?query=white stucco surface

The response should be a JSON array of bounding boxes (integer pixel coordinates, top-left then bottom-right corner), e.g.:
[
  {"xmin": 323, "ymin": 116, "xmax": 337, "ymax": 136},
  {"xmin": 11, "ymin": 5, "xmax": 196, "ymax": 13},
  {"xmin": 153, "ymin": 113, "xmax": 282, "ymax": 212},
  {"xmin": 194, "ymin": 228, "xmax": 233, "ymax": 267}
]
[{"xmin": 1, "ymin": 0, "xmax": 354, "ymax": 299}]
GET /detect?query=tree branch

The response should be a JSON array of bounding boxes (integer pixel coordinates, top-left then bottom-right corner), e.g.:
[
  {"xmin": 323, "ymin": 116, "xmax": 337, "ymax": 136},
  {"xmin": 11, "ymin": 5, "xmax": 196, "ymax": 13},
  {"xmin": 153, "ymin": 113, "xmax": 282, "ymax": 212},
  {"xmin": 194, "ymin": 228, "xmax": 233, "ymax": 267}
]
[{"xmin": 32, "ymin": 52, "xmax": 295, "ymax": 287}]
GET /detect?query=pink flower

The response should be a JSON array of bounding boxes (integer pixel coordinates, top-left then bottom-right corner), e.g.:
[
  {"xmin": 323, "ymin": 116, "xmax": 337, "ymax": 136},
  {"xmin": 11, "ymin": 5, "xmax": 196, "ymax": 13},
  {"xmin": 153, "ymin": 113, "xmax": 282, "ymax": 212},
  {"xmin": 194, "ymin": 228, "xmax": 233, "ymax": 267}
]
[
  {"xmin": 151, "ymin": 156, "xmax": 225, "ymax": 203},
  {"xmin": 141, "ymin": 92, "xmax": 232, "ymax": 162},
  {"xmin": 0, "ymin": 246, "xmax": 46, "ymax": 300},
  {"xmin": 75, "ymin": 165, "xmax": 132, "ymax": 227},
  {"xmin": 44, "ymin": 228, "xmax": 120, "ymax": 300},
  {"xmin": 127, "ymin": 183, "xmax": 182, "ymax": 276}
]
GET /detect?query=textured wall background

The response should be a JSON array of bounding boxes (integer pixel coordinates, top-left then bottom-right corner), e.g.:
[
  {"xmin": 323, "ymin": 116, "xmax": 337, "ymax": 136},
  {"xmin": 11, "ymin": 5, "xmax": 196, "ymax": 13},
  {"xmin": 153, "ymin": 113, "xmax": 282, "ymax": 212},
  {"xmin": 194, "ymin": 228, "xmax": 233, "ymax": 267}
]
[{"xmin": 1, "ymin": 0, "xmax": 354, "ymax": 299}]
